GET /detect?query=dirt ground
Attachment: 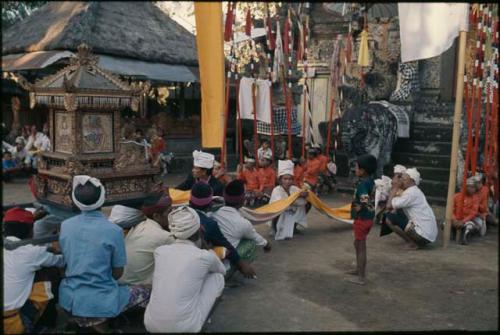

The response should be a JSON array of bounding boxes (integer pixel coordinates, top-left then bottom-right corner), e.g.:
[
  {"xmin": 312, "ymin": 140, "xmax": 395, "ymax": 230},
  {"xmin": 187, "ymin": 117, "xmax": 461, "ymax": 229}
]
[{"xmin": 2, "ymin": 176, "xmax": 498, "ymax": 332}]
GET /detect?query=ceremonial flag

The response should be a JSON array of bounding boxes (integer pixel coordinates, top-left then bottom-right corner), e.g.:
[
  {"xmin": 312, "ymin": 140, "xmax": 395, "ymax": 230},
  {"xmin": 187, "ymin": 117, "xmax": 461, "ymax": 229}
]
[{"xmin": 398, "ymin": 3, "xmax": 469, "ymax": 62}]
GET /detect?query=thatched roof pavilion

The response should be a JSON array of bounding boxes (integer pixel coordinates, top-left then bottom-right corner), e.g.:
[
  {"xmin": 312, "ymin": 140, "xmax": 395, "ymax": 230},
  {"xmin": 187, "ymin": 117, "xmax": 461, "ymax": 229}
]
[{"xmin": 2, "ymin": 1, "xmax": 198, "ymax": 82}]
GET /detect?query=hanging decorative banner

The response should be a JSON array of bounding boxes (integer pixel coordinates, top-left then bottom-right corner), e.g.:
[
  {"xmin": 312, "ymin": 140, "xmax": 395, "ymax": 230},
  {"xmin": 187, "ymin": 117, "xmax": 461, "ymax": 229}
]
[
  {"xmin": 194, "ymin": 2, "xmax": 224, "ymax": 148},
  {"xmin": 245, "ymin": 8, "xmax": 252, "ymax": 36}
]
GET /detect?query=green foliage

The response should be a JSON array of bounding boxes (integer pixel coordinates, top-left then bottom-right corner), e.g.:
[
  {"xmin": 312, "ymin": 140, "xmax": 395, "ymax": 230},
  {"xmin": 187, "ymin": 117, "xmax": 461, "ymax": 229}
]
[{"xmin": 2, "ymin": 1, "xmax": 46, "ymax": 29}]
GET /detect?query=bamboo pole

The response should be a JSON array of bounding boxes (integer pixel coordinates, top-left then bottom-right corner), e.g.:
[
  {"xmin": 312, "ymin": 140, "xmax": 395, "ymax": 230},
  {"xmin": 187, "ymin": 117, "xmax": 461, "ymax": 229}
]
[{"xmin": 443, "ymin": 30, "xmax": 468, "ymax": 248}]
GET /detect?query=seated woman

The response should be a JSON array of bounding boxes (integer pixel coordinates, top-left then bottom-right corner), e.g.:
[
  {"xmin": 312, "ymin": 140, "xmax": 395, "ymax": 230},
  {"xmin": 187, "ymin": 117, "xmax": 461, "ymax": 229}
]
[{"xmin": 269, "ymin": 160, "xmax": 309, "ymax": 240}]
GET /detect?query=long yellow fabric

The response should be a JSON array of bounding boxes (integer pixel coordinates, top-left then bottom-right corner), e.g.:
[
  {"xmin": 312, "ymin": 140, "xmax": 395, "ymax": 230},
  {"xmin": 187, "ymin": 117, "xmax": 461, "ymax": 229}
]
[
  {"xmin": 194, "ymin": 2, "xmax": 225, "ymax": 148},
  {"xmin": 357, "ymin": 29, "xmax": 370, "ymax": 67},
  {"xmin": 169, "ymin": 188, "xmax": 353, "ymax": 224}
]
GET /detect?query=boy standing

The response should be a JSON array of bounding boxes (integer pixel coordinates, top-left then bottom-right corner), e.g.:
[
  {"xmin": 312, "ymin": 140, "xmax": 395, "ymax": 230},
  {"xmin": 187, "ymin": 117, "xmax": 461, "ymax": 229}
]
[{"xmin": 347, "ymin": 154, "xmax": 377, "ymax": 286}]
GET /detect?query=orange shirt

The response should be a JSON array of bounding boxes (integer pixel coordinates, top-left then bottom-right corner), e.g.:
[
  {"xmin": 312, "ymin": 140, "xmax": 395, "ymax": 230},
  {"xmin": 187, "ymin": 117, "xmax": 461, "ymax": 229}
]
[
  {"xmin": 478, "ymin": 185, "xmax": 489, "ymax": 218},
  {"xmin": 453, "ymin": 192, "xmax": 480, "ymax": 222},
  {"xmin": 294, "ymin": 165, "xmax": 305, "ymax": 188},
  {"xmin": 317, "ymin": 154, "xmax": 328, "ymax": 173},
  {"xmin": 258, "ymin": 166, "xmax": 277, "ymax": 191},
  {"xmin": 217, "ymin": 174, "xmax": 233, "ymax": 186},
  {"xmin": 304, "ymin": 158, "xmax": 322, "ymax": 186},
  {"xmin": 237, "ymin": 168, "xmax": 260, "ymax": 191}
]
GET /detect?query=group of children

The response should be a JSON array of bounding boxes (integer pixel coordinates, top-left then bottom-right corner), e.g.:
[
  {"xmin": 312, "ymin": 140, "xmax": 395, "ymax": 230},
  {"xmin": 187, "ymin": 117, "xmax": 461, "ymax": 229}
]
[{"xmin": 236, "ymin": 141, "xmax": 337, "ymax": 207}]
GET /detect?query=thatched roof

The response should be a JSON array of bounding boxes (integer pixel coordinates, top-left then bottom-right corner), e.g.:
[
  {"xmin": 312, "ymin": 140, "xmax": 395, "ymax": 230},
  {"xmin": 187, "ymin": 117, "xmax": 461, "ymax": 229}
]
[{"xmin": 2, "ymin": 1, "xmax": 198, "ymax": 66}]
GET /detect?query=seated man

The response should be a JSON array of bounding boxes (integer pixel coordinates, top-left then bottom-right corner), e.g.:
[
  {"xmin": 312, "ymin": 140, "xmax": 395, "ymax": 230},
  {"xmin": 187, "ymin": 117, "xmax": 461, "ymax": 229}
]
[
  {"xmin": 144, "ymin": 206, "xmax": 226, "ymax": 333},
  {"xmin": 269, "ymin": 160, "xmax": 309, "ymax": 240},
  {"xmin": 59, "ymin": 175, "xmax": 151, "ymax": 332},
  {"xmin": 176, "ymin": 150, "xmax": 224, "ymax": 196},
  {"xmin": 25, "ymin": 125, "xmax": 51, "ymax": 170},
  {"xmin": 3, "ymin": 208, "xmax": 65, "ymax": 334},
  {"xmin": 210, "ymin": 180, "xmax": 272, "ymax": 269},
  {"xmin": 293, "ymin": 157, "xmax": 306, "ymax": 188},
  {"xmin": 315, "ymin": 146, "xmax": 335, "ymax": 193},
  {"xmin": 257, "ymin": 153, "xmax": 277, "ymax": 203},
  {"xmin": 451, "ymin": 176, "xmax": 484, "ymax": 244},
  {"xmin": 213, "ymin": 160, "xmax": 233, "ymax": 186},
  {"xmin": 189, "ymin": 182, "xmax": 256, "ymax": 279},
  {"xmin": 303, "ymin": 148, "xmax": 322, "ymax": 192},
  {"xmin": 383, "ymin": 168, "xmax": 438, "ymax": 249},
  {"xmin": 475, "ymin": 173, "xmax": 497, "ymax": 226},
  {"xmin": 119, "ymin": 196, "xmax": 175, "ymax": 286},
  {"xmin": 8, "ymin": 137, "xmax": 30, "ymax": 173},
  {"xmin": 257, "ymin": 139, "xmax": 272, "ymax": 162},
  {"xmin": 236, "ymin": 157, "xmax": 260, "ymax": 206}
]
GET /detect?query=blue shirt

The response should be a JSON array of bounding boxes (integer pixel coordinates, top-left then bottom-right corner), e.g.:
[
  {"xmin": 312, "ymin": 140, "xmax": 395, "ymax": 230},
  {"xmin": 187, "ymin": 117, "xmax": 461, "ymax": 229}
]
[
  {"xmin": 3, "ymin": 159, "xmax": 16, "ymax": 169},
  {"xmin": 59, "ymin": 210, "xmax": 130, "ymax": 317},
  {"xmin": 351, "ymin": 176, "xmax": 375, "ymax": 220}
]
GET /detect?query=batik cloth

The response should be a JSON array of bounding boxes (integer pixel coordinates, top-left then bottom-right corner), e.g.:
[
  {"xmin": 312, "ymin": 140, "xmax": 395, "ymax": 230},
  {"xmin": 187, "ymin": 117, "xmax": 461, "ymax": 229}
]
[
  {"xmin": 256, "ymin": 106, "xmax": 301, "ymax": 135},
  {"xmin": 71, "ymin": 285, "xmax": 151, "ymax": 328}
]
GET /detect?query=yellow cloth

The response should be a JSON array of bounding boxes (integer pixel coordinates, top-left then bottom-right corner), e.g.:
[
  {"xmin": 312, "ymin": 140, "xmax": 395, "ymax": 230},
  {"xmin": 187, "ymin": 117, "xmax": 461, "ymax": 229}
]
[
  {"xmin": 169, "ymin": 188, "xmax": 353, "ymax": 224},
  {"xmin": 3, "ymin": 282, "xmax": 52, "ymax": 334},
  {"xmin": 194, "ymin": 2, "xmax": 225, "ymax": 148},
  {"xmin": 357, "ymin": 29, "xmax": 370, "ymax": 67},
  {"xmin": 212, "ymin": 246, "xmax": 227, "ymax": 260}
]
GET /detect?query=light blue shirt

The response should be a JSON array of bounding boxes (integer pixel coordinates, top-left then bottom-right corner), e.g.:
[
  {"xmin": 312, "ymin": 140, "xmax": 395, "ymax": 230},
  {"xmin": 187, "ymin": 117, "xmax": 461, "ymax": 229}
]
[{"xmin": 59, "ymin": 210, "xmax": 130, "ymax": 317}]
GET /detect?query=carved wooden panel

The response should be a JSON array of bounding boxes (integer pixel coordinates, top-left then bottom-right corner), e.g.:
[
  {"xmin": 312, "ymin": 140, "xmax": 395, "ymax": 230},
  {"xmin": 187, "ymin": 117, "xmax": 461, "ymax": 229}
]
[
  {"xmin": 54, "ymin": 111, "xmax": 74, "ymax": 153},
  {"xmin": 81, "ymin": 113, "xmax": 113, "ymax": 153}
]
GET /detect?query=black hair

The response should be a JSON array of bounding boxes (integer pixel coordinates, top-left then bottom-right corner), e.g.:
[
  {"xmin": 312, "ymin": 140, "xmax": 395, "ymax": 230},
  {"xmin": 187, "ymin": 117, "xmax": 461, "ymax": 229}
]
[
  {"xmin": 197, "ymin": 167, "xmax": 213, "ymax": 177},
  {"xmin": 135, "ymin": 129, "xmax": 143, "ymax": 135},
  {"xmin": 4, "ymin": 151, "xmax": 12, "ymax": 156},
  {"xmin": 383, "ymin": 163, "xmax": 395, "ymax": 178},
  {"xmin": 224, "ymin": 180, "xmax": 245, "ymax": 208},
  {"xmin": 74, "ymin": 181, "xmax": 102, "ymax": 206},
  {"xmin": 261, "ymin": 139, "xmax": 270, "ymax": 145},
  {"xmin": 356, "ymin": 154, "xmax": 378, "ymax": 176},
  {"xmin": 3, "ymin": 221, "xmax": 32, "ymax": 239}
]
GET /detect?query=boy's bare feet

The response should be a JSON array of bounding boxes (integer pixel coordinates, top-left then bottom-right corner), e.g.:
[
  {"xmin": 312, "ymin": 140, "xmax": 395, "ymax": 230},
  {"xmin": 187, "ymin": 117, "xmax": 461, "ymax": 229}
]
[
  {"xmin": 345, "ymin": 269, "xmax": 359, "ymax": 276},
  {"xmin": 347, "ymin": 276, "xmax": 366, "ymax": 285}
]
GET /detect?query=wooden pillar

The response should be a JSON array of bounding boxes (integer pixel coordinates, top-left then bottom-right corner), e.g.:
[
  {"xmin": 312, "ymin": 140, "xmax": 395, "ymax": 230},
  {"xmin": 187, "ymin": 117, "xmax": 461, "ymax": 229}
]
[
  {"xmin": 443, "ymin": 30, "xmax": 467, "ymax": 248},
  {"xmin": 180, "ymin": 84, "xmax": 186, "ymax": 120},
  {"xmin": 11, "ymin": 96, "xmax": 21, "ymax": 130}
]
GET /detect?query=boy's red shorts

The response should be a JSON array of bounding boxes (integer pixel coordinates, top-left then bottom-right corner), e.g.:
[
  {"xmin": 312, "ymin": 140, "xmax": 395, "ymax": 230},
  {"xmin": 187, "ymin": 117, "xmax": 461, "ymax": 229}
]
[{"xmin": 353, "ymin": 218, "xmax": 373, "ymax": 241}]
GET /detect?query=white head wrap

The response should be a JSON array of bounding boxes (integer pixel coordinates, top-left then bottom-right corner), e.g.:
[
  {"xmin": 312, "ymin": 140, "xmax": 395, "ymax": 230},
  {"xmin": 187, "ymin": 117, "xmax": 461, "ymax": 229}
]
[
  {"xmin": 466, "ymin": 176, "xmax": 477, "ymax": 186},
  {"xmin": 168, "ymin": 206, "xmax": 200, "ymax": 240},
  {"xmin": 108, "ymin": 205, "xmax": 145, "ymax": 229},
  {"xmin": 394, "ymin": 164, "xmax": 406, "ymax": 174},
  {"xmin": 404, "ymin": 168, "xmax": 421, "ymax": 186},
  {"xmin": 71, "ymin": 175, "xmax": 106, "ymax": 211},
  {"xmin": 15, "ymin": 136, "xmax": 25, "ymax": 145},
  {"xmin": 278, "ymin": 160, "xmax": 294, "ymax": 177},
  {"xmin": 213, "ymin": 160, "xmax": 221, "ymax": 168},
  {"xmin": 473, "ymin": 173, "xmax": 483, "ymax": 185},
  {"xmin": 193, "ymin": 150, "xmax": 214, "ymax": 169},
  {"xmin": 244, "ymin": 157, "xmax": 255, "ymax": 164}
]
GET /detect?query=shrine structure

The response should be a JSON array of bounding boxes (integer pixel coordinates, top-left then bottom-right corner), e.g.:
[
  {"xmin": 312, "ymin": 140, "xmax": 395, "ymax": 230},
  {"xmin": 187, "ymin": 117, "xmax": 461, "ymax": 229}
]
[{"xmin": 26, "ymin": 44, "xmax": 160, "ymax": 210}]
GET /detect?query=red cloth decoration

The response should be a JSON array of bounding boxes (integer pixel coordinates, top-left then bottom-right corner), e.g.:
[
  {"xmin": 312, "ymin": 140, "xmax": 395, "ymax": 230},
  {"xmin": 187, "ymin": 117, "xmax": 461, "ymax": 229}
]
[
  {"xmin": 245, "ymin": 8, "xmax": 252, "ymax": 36},
  {"xmin": 224, "ymin": 2, "xmax": 234, "ymax": 42},
  {"xmin": 3, "ymin": 207, "xmax": 34, "ymax": 224},
  {"xmin": 267, "ymin": 15, "xmax": 276, "ymax": 50}
]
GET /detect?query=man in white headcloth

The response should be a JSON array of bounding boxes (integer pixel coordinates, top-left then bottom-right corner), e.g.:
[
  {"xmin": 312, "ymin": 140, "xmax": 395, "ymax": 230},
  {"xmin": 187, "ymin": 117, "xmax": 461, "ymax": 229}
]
[
  {"xmin": 117, "ymin": 195, "xmax": 175, "ymax": 286},
  {"xmin": 144, "ymin": 206, "xmax": 225, "ymax": 333},
  {"xmin": 383, "ymin": 168, "xmax": 438, "ymax": 249},
  {"xmin": 176, "ymin": 150, "xmax": 224, "ymax": 196},
  {"xmin": 374, "ymin": 164, "xmax": 406, "ymax": 224},
  {"xmin": 58, "ymin": 176, "xmax": 151, "ymax": 332},
  {"xmin": 269, "ymin": 160, "xmax": 309, "ymax": 240}
]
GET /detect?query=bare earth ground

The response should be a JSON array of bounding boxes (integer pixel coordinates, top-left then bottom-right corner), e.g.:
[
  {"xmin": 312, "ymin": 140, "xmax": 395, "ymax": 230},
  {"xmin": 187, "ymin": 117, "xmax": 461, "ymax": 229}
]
[{"xmin": 2, "ymin": 175, "xmax": 498, "ymax": 332}]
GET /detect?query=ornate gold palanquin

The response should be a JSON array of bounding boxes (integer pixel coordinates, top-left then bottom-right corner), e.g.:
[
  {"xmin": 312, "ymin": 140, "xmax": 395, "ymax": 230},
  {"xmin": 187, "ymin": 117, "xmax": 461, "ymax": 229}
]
[{"xmin": 28, "ymin": 44, "xmax": 160, "ymax": 210}]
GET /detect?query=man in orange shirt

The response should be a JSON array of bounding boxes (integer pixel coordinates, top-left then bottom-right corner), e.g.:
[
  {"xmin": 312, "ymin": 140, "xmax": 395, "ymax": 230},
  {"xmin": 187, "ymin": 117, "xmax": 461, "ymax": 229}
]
[
  {"xmin": 213, "ymin": 161, "xmax": 233, "ymax": 186},
  {"xmin": 474, "ymin": 173, "xmax": 496, "ymax": 226},
  {"xmin": 303, "ymin": 148, "xmax": 322, "ymax": 192},
  {"xmin": 452, "ymin": 177, "xmax": 484, "ymax": 244},
  {"xmin": 257, "ymin": 154, "xmax": 277, "ymax": 204},
  {"xmin": 236, "ymin": 158, "xmax": 260, "ymax": 206},
  {"xmin": 293, "ymin": 158, "xmax": 306, "ymax": 188}
]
